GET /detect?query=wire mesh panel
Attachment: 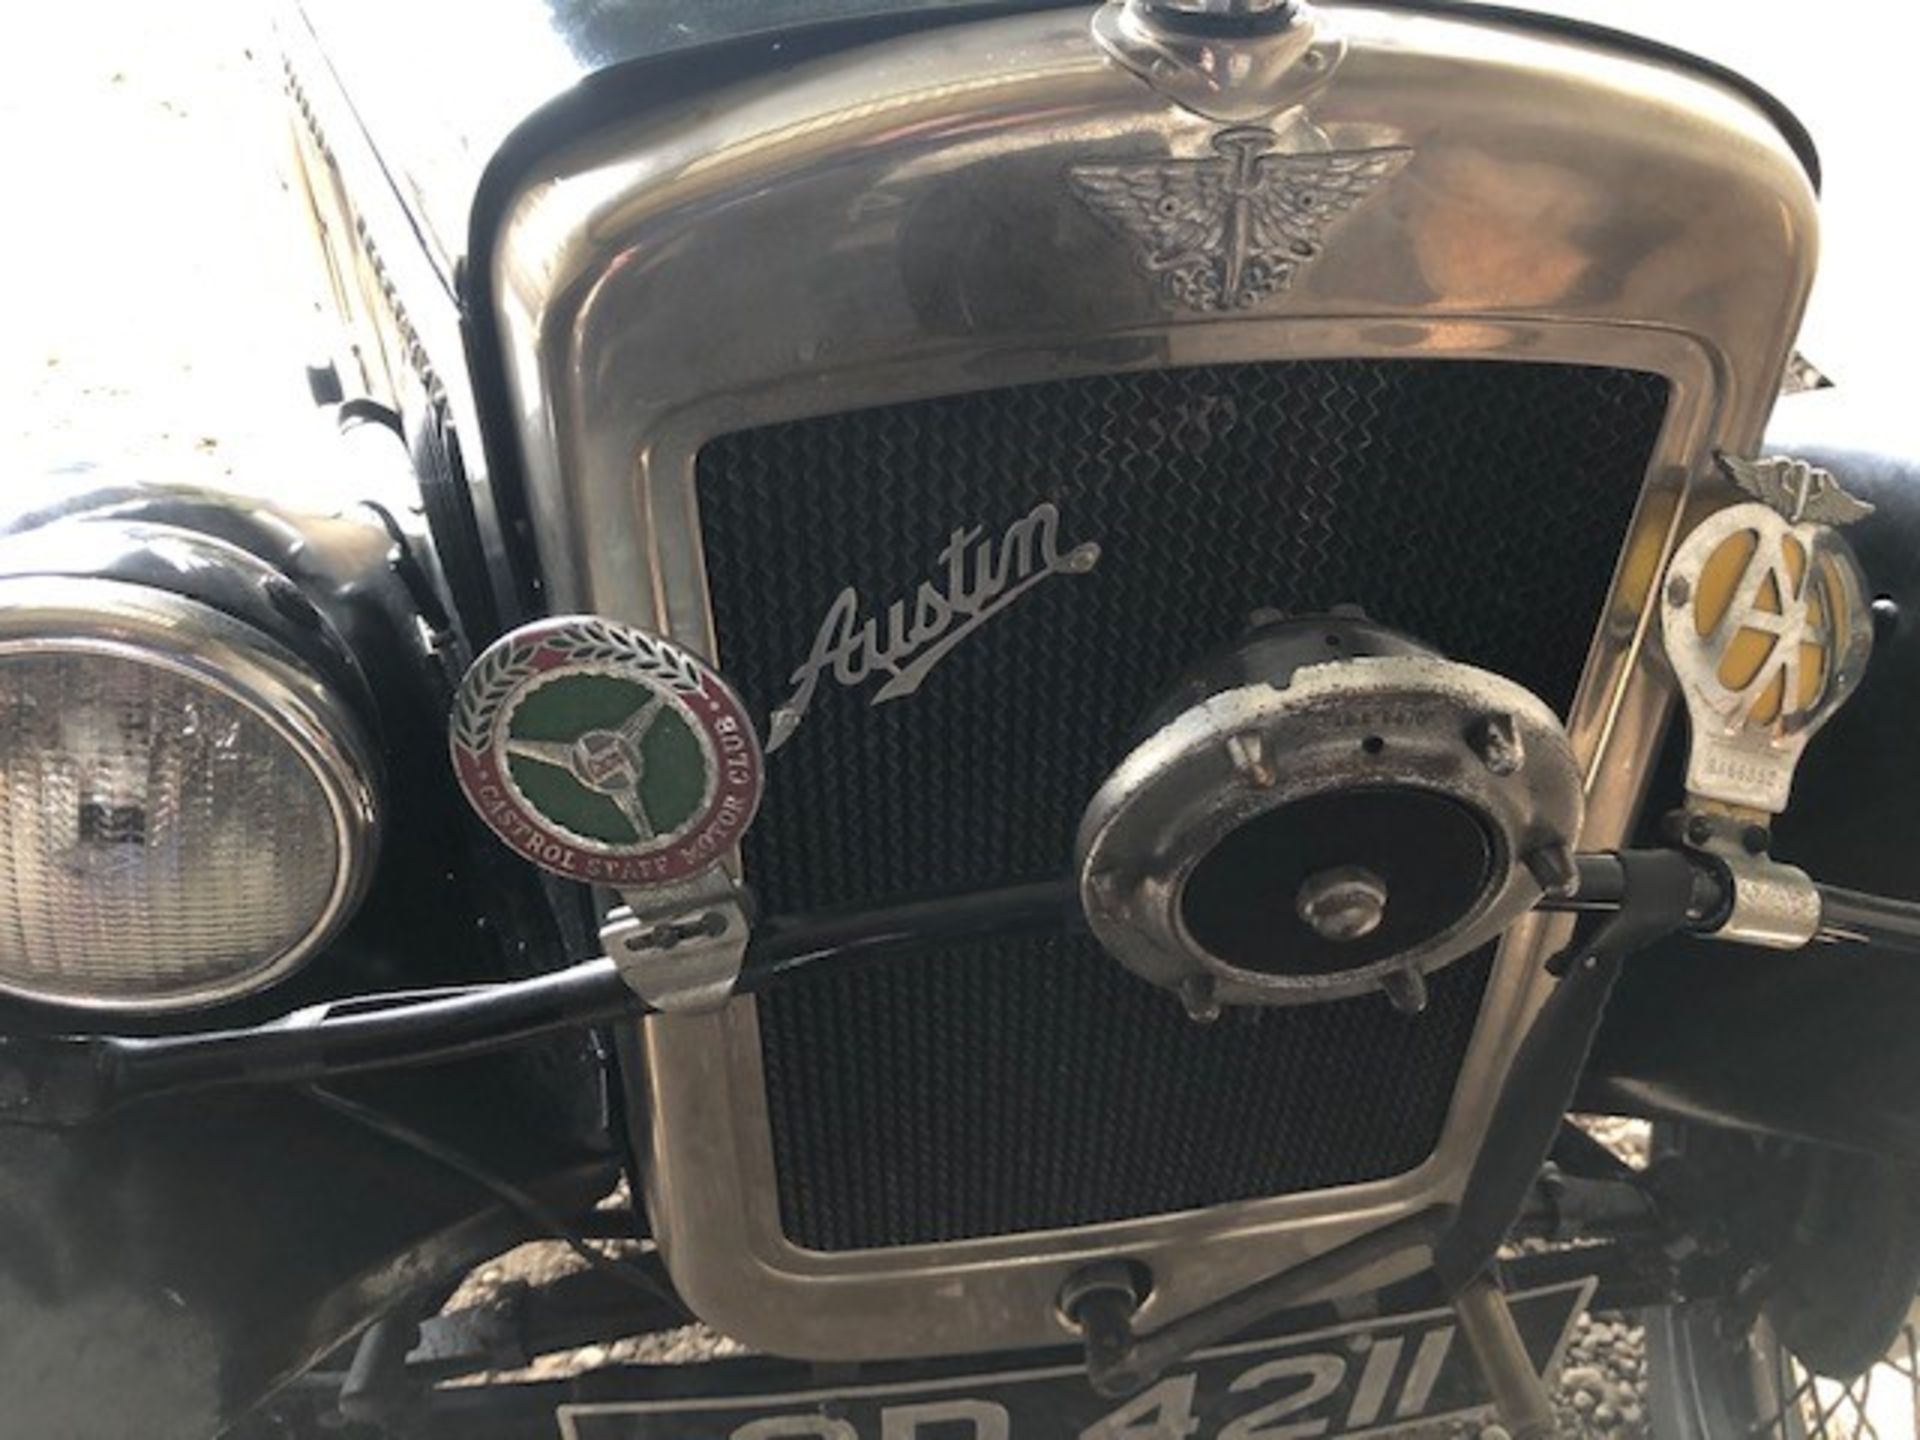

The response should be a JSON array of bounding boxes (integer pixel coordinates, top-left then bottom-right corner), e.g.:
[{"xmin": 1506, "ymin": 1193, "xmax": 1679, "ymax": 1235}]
[{"xmin": 697, "ymin": 359, "xmax": 1670, "ymax": 1250}]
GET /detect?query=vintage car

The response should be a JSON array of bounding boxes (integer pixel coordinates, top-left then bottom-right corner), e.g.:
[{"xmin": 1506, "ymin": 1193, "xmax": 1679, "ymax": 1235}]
[{"xmin": 4, "ymin": 1, "xmax": 1920, "ymax": 1436}]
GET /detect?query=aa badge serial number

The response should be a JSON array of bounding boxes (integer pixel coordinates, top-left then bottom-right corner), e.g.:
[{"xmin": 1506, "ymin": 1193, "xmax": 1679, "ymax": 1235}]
[{"xmin": 558, "ymin": 1280, "xmax": 1590, "ymax": 1440}]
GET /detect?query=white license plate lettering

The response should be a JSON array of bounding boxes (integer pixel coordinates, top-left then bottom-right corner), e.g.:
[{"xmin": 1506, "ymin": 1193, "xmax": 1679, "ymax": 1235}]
[
  {"xmin": 1079, "ymin": 1375, "xmax": 1200, "ymax": 1439},
  {"xmin": 1218, "ymin": 1352, "xmax": 1345, "ymax": 1439}
]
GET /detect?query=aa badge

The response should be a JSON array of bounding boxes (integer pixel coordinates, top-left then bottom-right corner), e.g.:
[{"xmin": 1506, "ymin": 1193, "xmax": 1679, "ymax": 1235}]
[
  {"xmin": 1660, "ymin": 454, "xmax": 1875, "ymax": 816},
  {"xmin": 451, "ymin": 617, "xmax": 763, "ymax": 888}
]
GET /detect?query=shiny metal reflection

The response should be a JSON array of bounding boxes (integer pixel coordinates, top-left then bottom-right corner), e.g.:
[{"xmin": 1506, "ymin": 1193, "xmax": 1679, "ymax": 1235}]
[{"xmin": 0, "ymin": 576, "xmax": 379, "ymax": 1011}]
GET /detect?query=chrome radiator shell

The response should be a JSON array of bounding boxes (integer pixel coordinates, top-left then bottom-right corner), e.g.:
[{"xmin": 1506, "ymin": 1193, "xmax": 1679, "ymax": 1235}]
[{"xmin": 488, "ymin": 3, "xmax": 1815, "ymax": 1358}]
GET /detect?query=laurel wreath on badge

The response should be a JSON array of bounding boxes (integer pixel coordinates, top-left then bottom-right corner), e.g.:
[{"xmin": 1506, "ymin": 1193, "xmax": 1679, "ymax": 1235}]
[{"xmin": 452, "ymin": 621, "xmax": 705, "ymax": 755}]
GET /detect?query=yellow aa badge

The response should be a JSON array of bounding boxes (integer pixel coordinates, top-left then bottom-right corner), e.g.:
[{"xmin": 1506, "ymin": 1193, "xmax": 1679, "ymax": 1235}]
[{"xmin": 1661, "ymin": 454, "xmax": 1874, "ymax": 815}]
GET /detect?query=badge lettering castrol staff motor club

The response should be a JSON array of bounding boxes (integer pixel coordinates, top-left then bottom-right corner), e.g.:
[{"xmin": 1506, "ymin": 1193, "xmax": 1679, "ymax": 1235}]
[{"xmin": 451, "ymin": 617, "xmax": 764, "ymax": 888}]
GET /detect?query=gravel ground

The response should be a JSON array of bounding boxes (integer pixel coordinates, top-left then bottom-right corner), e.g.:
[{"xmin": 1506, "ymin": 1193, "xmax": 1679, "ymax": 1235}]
[
  {"xmin": 1506, "ymin": 1117, "xmax": 1654, "ymax": 1440},
  {"xmin": 9, "ymin": 8, "xmax": 1913, "ymax": 1438}
]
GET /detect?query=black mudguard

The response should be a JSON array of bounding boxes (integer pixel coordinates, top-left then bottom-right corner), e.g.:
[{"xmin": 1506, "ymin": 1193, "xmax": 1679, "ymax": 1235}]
[{"xmin": 1587, "ymin": 385, "xmax": 1920, "ymax": 1159}]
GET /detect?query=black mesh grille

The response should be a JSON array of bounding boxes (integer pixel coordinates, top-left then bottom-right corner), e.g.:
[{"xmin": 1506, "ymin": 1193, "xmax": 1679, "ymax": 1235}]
[{"xmin": 697, "ymin": 359, "xmax": 1670, "ymax": 1250}]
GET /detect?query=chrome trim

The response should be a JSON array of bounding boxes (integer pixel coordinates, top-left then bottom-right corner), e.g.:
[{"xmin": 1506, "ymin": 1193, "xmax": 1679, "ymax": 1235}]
[
  {"xmin": 0, "ymin": 576, "xmax": 381, "ymax": 1012},
  {"xmin": 1146, "ymin": 0, "xmax": 1297, "ymax": 15},
  {"xmin": 488, "ymin": 3, "xmax": 1815, "ymax": 1358},
  {"xmin": 1710, "ymin": 852, "xmax": 1821, "ymax": 951},
  {"xmin": 1075, "ymin": 654, "xmax": 1585, "ymax": 1008},
  {"xmin": 1092, "ymin": 0, "xmax": 1347, "ymax": 125}
]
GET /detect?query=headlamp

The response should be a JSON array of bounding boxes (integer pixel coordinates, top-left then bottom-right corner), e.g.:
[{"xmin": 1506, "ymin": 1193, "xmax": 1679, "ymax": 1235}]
[{"xmin": 0, "ymin": 576, "xmax": 379, "ymax": 1011}]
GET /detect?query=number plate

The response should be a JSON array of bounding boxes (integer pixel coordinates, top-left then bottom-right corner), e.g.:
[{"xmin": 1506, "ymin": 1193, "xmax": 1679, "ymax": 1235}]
[{"xmin": 557, "ymin": 1279, "xmax": 1592, "ymax": 1440}]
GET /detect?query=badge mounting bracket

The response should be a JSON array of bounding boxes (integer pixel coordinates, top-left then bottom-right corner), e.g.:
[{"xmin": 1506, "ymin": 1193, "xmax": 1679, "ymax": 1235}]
[{"xmin": 601, "ymin": 873, "xmax": 752, "ymax": 1014}]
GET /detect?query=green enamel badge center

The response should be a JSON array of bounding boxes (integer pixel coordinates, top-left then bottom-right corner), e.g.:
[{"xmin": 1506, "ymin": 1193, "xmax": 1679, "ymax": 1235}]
[{"xmin": 505, "ymin": 673, "xmax": 709, "ymax": 846}]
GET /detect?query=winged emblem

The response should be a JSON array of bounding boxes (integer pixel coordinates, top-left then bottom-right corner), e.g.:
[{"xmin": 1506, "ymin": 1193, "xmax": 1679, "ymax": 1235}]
[
  {"xmin": 1716, "ymin": 452, "xmax": 1875, "ymax": 527},
  {"xmin": 1070, "ymin": 128, "xmax": 1412, "ymax": 313}
]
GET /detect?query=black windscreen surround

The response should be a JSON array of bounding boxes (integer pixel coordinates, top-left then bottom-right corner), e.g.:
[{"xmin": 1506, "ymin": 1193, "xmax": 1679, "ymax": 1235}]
[{"xmin": 696, "ymin": 359, "xmax": 1670, "ymax": 1250}]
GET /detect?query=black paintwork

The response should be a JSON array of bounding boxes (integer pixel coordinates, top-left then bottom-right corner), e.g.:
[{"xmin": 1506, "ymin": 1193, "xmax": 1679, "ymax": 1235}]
[
  {"xmin": 0, "ymin": 509, "xmax": 380, "ymax": 734},
  {"xmin": 291, "ymin": 0, "xmax": 1082, "ymax": 281},
  {"xmin": 0, "ymin": 461, "xmax": 618, "ymax": 1438},
  {"xmin": 1587, "ymin": 387, "xmax": 1920, "ymax": 1159}
]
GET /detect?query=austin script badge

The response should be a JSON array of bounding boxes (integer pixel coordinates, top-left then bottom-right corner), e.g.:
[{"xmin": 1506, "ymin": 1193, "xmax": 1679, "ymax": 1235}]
[
  {"xmin": 1070, "ymin": 128, "xmax": 1412, "ymax": 313},
  {"xmin": 767, "ymin": 501, "xmax": 1101, "ymax": 752}
]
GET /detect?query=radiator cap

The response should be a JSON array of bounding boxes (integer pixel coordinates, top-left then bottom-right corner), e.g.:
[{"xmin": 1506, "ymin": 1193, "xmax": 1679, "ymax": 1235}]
[{"xmin": 1075, "ymin": 615, "xmax": 1583, "ymax": 1013}]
